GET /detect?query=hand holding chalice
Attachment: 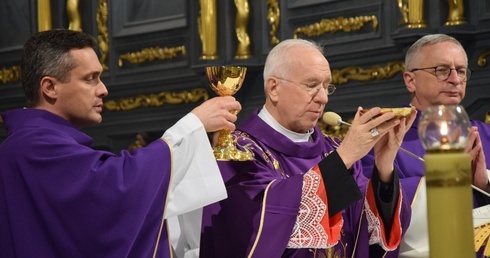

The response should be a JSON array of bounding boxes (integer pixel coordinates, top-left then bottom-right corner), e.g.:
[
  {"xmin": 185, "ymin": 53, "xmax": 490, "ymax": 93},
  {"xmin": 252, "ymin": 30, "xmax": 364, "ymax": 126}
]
[{"xmin": 206, "ymin": 66, "xmax": 253, "ymax": 161}]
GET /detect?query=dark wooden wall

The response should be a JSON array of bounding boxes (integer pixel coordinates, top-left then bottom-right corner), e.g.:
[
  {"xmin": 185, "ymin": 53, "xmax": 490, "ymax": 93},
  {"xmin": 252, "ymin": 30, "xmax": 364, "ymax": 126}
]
[{"xmin": 1, "ymin": 0, "xmax": 489, "ymax": 152}]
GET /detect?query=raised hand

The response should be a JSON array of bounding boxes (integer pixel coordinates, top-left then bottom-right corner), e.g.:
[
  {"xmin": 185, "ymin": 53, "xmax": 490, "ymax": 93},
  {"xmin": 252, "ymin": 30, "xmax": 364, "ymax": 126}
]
[
  {"xmin": 466, "ymin": 126, "xmax": 488, "ymax": 192},
  {"xmin": 337, "ymin": 107, "xmax": 400, "ymax": 169},
  {"xmin": 191, "ymin": 96, "xmax": 242, "ymax": 132},
  {"xmin": 373, "ymin": 108, "xmax": 416, "ymax": 182}
]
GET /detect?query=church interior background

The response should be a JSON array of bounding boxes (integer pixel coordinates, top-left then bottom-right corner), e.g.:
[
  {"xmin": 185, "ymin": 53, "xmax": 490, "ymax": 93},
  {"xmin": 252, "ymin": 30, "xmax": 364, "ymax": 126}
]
[{"xmin": 0, "ymin": 0, "xmax": 489, "ymax": 152}]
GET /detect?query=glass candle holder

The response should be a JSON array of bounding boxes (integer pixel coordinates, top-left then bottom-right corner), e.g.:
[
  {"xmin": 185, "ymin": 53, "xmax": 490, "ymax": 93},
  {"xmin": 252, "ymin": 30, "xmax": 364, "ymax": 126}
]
[{"xmin": 418, "ymin": 105, "xmax": 474, "ymax": 258}]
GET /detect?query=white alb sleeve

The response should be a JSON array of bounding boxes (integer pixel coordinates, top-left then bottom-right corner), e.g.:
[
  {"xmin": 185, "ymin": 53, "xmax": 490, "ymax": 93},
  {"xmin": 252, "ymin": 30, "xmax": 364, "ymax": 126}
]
[{"xmin": 162, "ymin": 113, "xmax": 227, "ymax": 218}]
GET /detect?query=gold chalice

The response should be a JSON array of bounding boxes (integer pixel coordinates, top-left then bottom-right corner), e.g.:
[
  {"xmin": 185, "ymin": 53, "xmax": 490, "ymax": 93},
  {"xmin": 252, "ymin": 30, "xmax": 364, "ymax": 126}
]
[{"xmin": 206, "ymin": 66, "xmax": 253, "ymax": 161}]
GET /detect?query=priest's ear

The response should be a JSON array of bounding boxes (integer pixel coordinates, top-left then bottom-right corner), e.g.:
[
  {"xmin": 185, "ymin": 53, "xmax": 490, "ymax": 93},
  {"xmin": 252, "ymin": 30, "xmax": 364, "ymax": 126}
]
[
  {"xmin": 265, "ymin": 77, "xmax": 280, "ymax": 102},
  {"xmin": 403, "ymin": 71, "xmax": 416, "ymax": 94},
  {"xmin": 39, "ymin": 76, "xmax": 58, "ymax": 100}
]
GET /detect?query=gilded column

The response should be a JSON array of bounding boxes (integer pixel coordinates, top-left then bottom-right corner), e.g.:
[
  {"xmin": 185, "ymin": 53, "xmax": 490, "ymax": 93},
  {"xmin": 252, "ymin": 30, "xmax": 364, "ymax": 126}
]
[
  {"xmin": 198, "ymin": 0, "xmax": 218, "ymax": 60},
  {"xmin": 38, "ymin": 0, "xmax": 52, "ymax": 31},
  {"xmin": 97, "ymin": 0, "xmax": 109, "ymax": 70},
  {"xmin": 234, "ymin": 0, "xmax": 251, "ymax": 59}
]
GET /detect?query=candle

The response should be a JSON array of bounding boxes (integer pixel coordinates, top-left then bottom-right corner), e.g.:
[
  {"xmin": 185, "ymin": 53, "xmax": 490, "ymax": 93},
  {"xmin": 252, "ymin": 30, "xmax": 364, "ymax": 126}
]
[
  {"xmin": 425, "ymin": 150, "xmax": 474, "ymax": 258},
  {"xmin": 418, "ymin": 105, "xmax": 474, "ymax": 258}
]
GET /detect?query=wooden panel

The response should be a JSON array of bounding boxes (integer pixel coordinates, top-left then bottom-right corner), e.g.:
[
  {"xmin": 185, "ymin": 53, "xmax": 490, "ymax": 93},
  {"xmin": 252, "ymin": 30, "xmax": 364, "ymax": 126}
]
[
  {"xmin": 0, "ymin": 0, "xmax": 34, "ymax": 52},
  {"xmin": 287, "ymin": 0, "xmax": 340, "ymax": 9},
  {"xmin": 112, "ymin": 0, "xmax": 186, "ymax": 37}
]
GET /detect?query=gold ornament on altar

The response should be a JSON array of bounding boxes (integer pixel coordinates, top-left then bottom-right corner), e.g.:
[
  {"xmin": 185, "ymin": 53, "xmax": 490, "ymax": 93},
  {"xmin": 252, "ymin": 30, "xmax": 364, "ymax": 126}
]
[{"xmin": 205, "ymin": 66, "xmax": 253, "ymax": 161}]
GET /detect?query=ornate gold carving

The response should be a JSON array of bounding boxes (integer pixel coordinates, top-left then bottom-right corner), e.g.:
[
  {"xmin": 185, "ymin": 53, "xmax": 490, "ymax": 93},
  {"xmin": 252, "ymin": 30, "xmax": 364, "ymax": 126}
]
[
  {"xmin": 445, "ymin": 0, "xmax": 467, "ymax": 26},
  {"xmin": 67, "ymin": 0, "xmax": 82, "ymax": 31},
  {"xmin": 332, "ymin": 61, "xmax": 405, "ymax": 85},
  {"xmin": 0, "ymin": 65, "xmax": 21, "ymax": 84},
  {"xmin": 397, "ymin": 0, "xmax": 427, "ymax": 28},
  {"xmin": 198, "ymin": 0, "xmax": 218, "ymax": 60},
  {"xmin": 97, "ymin": 0, "xmax": 109, "ymax": 70},
  {"xmin": 478, "ymin": 49, "xmax": 490, "ymax": 68},
  {"xmin": 234, "ymin": 0, "xmax": 252, "ymax": 59},
  {"xmin": 267, "ymin": 0, "xmax": 280, "ymax": 45},
  {"xmin": 293, "ymin": 16, "xmax": 378, "ymax": 39},
  {"xmin": 486, "ymin": 110, "xmax": 490, "ymax": 124},
  {"xmin": 127, "ymin": 132, "xmax": 151, "ymax": 151},
  {"xmin": 38, "ymin": 0, "xmax": 52, "ymax": 31},
  {"xmin": 118, "ymin": 45, "xmax": 186, "ymax": 67},
  {"xmin": 103, "ymin": 88, "xmax": 209, "ymax": 111}
]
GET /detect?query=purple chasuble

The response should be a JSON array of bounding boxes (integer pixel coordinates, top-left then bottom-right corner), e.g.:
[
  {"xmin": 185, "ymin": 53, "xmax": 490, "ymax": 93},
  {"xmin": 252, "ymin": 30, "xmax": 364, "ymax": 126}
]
[
  {"xmin": 0, "ymin": 109, "xmax": 173, "ymax": 257},
  {"xmin": 201, "ymin": 109, "xmax": 410, "ymax": 258}
]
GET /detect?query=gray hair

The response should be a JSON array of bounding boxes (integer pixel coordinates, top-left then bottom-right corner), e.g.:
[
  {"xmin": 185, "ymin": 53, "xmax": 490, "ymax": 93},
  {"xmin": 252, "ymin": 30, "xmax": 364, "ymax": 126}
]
[
  {"xmin": 405, "ymin": 34, "xmax": 467, "ymax": 71},
  {"xmin": 263, "ymin": 39, "xmax": 324, "ymax": 87}
]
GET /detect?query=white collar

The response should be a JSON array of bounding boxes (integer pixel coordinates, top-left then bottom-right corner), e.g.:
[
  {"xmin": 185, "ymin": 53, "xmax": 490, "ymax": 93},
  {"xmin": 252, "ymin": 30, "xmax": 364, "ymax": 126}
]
[{"xmin": 258, "ymin": 106, "xmax": 314, "ymax": 142}]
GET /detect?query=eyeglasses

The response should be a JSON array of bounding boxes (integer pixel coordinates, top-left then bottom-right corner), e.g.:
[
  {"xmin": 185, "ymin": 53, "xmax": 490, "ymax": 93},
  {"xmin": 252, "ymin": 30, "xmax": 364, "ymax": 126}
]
[
  {"xmin": 410, "ymin": 66, "xmax": 472, "ymax": 82},
  {"xmin": 276, "ymin": 77, "xmax": 336, "ymax": 96}
]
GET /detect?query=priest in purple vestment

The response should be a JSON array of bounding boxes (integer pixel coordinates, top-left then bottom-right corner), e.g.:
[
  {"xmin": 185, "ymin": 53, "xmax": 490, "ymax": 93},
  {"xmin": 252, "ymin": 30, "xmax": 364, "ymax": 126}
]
[
  {"xmin": 361, "ymin": 34, "xmax": 490, "ymax": 258},
  {"xmin": 200, "ymin": 39, "xmax": 416, "ymax": 258},
  {"xmin": 0, "ymin": 29, "xmax": 242, "ymax": 258}
]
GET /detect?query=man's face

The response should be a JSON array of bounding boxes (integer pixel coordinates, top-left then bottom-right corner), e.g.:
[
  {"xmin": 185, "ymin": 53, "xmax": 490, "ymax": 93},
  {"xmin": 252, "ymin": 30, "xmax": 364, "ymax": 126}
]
[
  {"xmin": 268, "ymin": 46, "xmax": 331, "ymax": 133},
  {"xmin": 54, "ymin": 48, "xmax": 107, "ymax": 128},
  {"xmin": 405, "ymin": 41, "xmax": 467, "ymax": 111}
]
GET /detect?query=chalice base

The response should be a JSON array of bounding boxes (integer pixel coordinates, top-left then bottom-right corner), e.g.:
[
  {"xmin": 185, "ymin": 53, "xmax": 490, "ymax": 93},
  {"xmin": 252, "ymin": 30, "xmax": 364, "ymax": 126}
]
[{"xmin": 213, "ymin": 130, "xmax": 253, "ymax": 161}]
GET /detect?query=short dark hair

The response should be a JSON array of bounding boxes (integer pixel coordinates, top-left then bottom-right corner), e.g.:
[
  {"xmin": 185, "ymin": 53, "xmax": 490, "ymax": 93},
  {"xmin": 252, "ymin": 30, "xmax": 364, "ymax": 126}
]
[{"xmin": 20, "ymin": 29, "xmax": 97, "ymax": 107}]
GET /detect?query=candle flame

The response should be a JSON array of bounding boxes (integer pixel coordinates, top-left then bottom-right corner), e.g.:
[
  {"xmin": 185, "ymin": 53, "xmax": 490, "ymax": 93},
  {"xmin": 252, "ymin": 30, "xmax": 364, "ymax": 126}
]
[{"xmin": 440, "ymin": 122, "xmax": 448, "ymax": 136}]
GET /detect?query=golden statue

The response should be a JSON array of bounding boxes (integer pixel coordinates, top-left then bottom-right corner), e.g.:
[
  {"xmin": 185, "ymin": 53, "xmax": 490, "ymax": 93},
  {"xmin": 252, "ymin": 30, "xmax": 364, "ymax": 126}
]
[
  {"xmin": 445, "ymin": 0, "xmax": 467, "ymax": 26},
  {"xmin": 67, "ymin": 0, "xmax": 82, "ymax": 31},
  {"xmin": 267, "ymin": 0, "xmax": 280, "ymax": 45},
  {"xmin": 198, "ymin": 0, "xmax": 218, "ymax": 60},
  {"xmin": 397, "ymin": 0, "xmax": 427, "ymax": 28},
  {"xmin": 234, "ymin": 0, "xmax": 251, "ymax": 59}
]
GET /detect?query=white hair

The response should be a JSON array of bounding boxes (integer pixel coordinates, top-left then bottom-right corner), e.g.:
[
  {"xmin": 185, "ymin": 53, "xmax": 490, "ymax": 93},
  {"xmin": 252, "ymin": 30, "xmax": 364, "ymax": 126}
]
[{"xmin": 263, "ymin": 39, "xmax": 324, "ymax": 89}]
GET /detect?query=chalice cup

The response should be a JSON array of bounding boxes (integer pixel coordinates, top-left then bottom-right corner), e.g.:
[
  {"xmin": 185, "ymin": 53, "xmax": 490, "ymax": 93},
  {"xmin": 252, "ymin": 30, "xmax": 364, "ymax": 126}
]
[{"xmin": 206, "ymin": 66, "xmax": 253, "ymax": 161}]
